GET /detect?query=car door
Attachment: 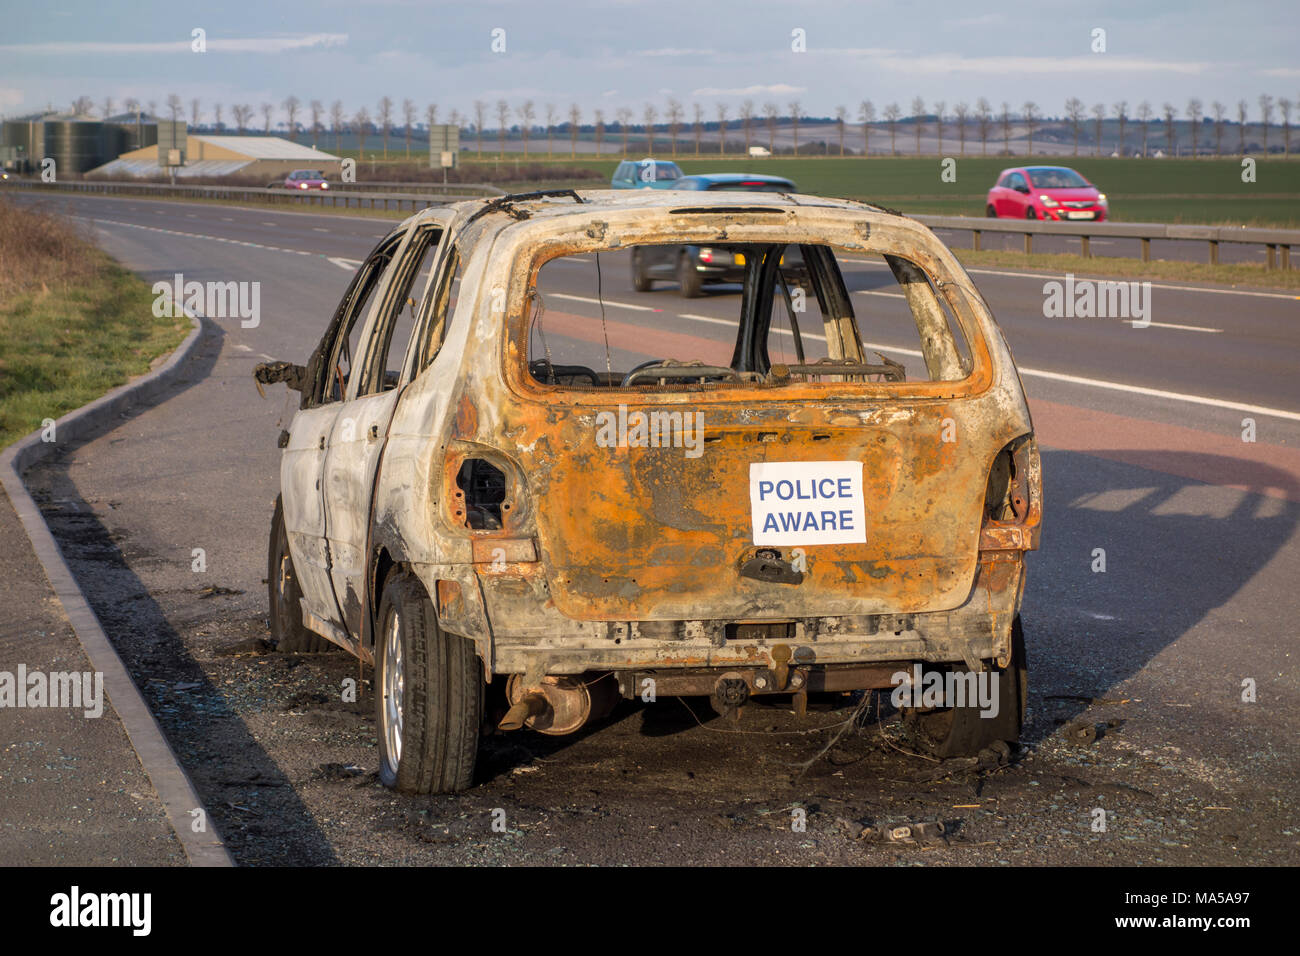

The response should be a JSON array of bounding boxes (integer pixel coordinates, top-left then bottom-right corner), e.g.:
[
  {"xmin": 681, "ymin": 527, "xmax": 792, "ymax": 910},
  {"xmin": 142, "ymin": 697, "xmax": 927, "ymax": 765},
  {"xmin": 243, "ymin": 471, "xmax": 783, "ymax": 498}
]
[
  {"xmin": 991, "ymin": 174, "xmax": 1009, "ymax": 215},
  {"xmin": 1006, "ymin": 172, "xmax": 1029, "ymax": 215},
  {"xmin": 281, "ymin": 231, "xmax": 405, "ymax": 635},
  {"xmin": 321, "ymin": 217, "xmax": 450, "ymax": 639}
]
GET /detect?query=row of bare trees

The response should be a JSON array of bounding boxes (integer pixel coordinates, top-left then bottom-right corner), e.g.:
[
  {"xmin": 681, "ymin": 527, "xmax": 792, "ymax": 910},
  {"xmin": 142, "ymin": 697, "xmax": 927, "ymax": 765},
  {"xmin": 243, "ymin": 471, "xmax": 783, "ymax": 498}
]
[{"xmin": 68, "ymin": 92, "xmax": 1298, "ymax": 159}]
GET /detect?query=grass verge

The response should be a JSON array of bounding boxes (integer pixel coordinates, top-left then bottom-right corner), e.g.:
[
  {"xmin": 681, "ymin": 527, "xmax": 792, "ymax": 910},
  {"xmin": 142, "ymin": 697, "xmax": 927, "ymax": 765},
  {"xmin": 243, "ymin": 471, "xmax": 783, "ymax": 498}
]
[{"xmin": 0, "ymin": 197, "xmax": 191, "ymax": 448}]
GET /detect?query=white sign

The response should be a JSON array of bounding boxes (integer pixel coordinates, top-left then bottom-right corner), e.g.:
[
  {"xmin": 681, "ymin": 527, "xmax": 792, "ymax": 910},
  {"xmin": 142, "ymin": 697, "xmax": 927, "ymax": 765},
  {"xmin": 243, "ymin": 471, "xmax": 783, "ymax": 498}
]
[{"xmin": 749, "ymin": 461, "xmax": 867, "ymax": 546}]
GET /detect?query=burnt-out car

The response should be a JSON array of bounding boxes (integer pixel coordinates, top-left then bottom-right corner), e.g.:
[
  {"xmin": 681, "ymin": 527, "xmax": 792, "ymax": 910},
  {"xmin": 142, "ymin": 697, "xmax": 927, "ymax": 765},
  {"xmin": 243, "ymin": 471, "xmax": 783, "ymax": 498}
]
[{"xmin": 256, "ymin": 188, "xmax": 1041, "ymax": 794}]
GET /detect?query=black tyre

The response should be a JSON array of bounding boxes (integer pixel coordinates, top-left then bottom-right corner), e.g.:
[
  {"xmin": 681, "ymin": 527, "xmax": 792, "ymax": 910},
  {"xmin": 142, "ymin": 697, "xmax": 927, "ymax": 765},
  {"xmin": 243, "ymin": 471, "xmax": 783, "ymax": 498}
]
[
  {"xmin": 631, "ymin": 249, "xmax": 653, "ymax": 292},
  {"xmin": 904, "ymin": 616, "xmax": 1026, "ymax": 758},
  {"xmin": 677, "ymin": 252, "xmax": 703, "ymax": 298},
  {"xmin": 268, "ymin": 496, "xmax": 330, "ymax": 653},
  {"xmin": 375, "ymin": 572, "xmax": 483, "ymax": 794},
  {"xmin": 985, "ymin": 204, "xmax": 998, "ymax": 218},
  {"xmin": 1025, "ymin": 206, "xmax": 1037, "ymax": 220}
]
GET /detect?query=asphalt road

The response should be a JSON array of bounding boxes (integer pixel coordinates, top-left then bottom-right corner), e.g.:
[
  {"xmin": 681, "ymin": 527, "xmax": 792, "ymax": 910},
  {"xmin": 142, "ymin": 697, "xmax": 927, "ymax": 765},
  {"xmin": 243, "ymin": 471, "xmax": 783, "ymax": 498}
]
[{"xmin": 12, "ymin": 191, "xmax": 1300, "ymax": 865}]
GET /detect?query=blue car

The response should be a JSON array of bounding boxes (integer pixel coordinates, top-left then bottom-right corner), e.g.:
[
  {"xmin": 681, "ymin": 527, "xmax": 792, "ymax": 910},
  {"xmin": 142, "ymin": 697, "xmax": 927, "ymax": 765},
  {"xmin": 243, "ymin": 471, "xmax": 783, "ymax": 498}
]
[{"xmin": 611, "ymin": 158, "xmax": 685, "ymax": 189}]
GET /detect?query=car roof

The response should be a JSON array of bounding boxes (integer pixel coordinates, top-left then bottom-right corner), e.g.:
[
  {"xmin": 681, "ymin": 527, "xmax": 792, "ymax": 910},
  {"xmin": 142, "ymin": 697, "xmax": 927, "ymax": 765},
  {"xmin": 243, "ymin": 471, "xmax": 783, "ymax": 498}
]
[{"xmin": 401, "ymin": 189, "xmax": 900, "ymax": 237}]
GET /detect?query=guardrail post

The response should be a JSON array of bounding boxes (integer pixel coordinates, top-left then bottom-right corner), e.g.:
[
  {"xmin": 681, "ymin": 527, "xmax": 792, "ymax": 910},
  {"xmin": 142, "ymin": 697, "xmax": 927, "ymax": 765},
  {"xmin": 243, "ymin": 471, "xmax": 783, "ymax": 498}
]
[
  {"xmin": 1024, "ymin": 232, "xmax": 1032, "ymax": 255},
  {"xmin": 1208, "ymin": 240, "xmax": 1219, "ymax": 265},
  {"xmin": 1141, "ymin": 237, "xmax": 1151, "ymax": 262},
  {"xmin": 1266, "ymin": 244, "xmax": 1277, "ymax": 270},
  {"xmin": 972, "ymin": 229, "xmax": 981, "ymax": 252},
  {"xmin": 1283, "ymin": 245, "xmax": 1291, "ymax": 270},
  {"xmin": 1080, "ymin": 235, "xmax": 1091, "ymax": 258}
]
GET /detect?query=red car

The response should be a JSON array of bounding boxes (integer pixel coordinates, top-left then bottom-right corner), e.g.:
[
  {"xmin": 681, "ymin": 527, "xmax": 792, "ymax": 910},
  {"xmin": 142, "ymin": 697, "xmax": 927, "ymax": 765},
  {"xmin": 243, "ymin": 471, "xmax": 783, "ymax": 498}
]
[
  {"xmin": 986, "ymin": 165, "xmax": 1107, "ymax": 221},
  {"xmin": 279, "ymin": 169, "xmax": 330, "ymax": 190}
]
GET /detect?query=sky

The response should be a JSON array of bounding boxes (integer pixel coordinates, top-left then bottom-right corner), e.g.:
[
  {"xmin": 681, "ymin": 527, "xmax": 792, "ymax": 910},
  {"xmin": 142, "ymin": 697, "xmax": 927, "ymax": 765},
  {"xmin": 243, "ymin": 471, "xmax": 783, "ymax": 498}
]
[{"xmin": 1, "ymin": 0, "xmax": 1296, "ymax": 124}]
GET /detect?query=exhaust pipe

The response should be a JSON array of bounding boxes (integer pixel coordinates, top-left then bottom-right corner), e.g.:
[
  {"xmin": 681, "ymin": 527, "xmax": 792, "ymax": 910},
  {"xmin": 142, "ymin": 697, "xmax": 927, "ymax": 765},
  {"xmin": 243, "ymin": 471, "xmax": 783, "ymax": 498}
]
[
  {"xmin": 498, "ymin": 692, "xmax": 548, "ymax": 731},
  {"xmin": 500, "ymin": 673, "xmax": 617, "ymax": 735}
]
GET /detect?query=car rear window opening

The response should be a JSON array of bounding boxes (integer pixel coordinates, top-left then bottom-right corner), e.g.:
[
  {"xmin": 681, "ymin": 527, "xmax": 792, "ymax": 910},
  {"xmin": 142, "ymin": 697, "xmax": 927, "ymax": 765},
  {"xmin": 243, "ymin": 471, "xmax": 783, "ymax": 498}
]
[{"xmin": 522, "ymin": 240, "xmax": 975, "ymax": 390}]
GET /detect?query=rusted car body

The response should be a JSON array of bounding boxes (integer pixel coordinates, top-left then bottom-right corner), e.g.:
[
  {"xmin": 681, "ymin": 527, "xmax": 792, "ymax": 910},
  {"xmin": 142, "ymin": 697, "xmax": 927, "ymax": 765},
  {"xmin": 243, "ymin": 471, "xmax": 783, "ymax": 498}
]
[{"xmin": 259, "ymin": 188, "xmax": 1041, "ymax": 793}]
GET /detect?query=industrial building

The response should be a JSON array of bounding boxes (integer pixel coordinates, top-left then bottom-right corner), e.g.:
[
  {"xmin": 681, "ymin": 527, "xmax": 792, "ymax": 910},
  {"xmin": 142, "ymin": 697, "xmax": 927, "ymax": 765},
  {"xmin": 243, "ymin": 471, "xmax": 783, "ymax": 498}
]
[
  {"xmin": 0, "ymin": 111, "xmax": 159, "ymax": 175},
  {"xmin": 89, "ymin": 135, "xmax": 342, "ymax": 181},
  {"xmin": 0, "ymin": 112, "xmax": 341, "ymax": 180}
]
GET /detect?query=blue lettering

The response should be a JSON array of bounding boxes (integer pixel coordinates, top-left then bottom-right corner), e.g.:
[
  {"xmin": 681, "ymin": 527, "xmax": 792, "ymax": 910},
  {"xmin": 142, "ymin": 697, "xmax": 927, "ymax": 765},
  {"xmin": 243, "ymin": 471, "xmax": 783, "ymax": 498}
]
[{"xmin": 758, "ymin": 480, "xmax": 774, "ymax": 500}]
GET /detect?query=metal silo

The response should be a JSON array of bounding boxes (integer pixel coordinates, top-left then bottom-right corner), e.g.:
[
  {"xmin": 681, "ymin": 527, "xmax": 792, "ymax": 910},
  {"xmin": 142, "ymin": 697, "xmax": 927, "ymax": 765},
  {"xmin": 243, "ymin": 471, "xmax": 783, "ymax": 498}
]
[{"xmin": 43, "ymin": 117, "xmax": 105, "ymax": 174}]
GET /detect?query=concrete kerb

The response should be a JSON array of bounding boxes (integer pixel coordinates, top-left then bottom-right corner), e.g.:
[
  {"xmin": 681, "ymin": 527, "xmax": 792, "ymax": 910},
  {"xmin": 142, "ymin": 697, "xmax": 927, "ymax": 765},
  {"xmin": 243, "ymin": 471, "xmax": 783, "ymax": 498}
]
[{"xmin": 0, "ymin": 304, "xmax": 233, "ymax": 867}]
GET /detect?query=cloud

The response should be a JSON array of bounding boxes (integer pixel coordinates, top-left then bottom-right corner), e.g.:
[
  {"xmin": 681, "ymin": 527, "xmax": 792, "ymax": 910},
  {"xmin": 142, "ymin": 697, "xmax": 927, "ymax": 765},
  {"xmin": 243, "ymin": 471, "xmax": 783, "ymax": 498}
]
[
  {"xmin": 0, "ymin": 34, "xmax": 348, "ymax": 55},
  {"xmin": 0, "ymin": 87, "xmax": 24, "ymax": 108},
  {"xmin": 691, "ymin": 84, "xmax": 806, "ymax": 96},
  {"xmin": 1260, "ymin": 66, "xmax": 1300, "ymax": 78},
  {"xmin": 868, "ymin": 54, "xmax": 1208, "ymax": 75},
  {"xmin": 636, "ymin": 48, "xmax": 717, "ymax": 57}
]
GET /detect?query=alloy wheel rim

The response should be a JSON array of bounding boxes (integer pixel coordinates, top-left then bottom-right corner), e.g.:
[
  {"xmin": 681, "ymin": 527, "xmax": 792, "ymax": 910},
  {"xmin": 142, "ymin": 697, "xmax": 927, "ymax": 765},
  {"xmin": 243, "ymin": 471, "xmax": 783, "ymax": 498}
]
[{"xmin": 381, "ymin": 607, "xmax": 404, "ymax": 773}]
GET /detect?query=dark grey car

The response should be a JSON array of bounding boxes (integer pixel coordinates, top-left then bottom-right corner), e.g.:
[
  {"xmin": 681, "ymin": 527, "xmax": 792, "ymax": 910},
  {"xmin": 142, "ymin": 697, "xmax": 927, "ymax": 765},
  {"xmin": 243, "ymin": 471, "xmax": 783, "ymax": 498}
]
[{"xmin": 630, "ymin": 173, "xmax": 805, "ymax": 296}]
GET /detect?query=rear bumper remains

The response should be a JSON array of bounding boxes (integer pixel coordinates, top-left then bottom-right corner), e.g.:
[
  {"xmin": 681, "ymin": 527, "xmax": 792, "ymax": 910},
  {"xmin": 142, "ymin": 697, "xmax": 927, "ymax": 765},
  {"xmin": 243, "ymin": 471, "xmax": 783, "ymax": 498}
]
[{"xmin": 471, "ymin": 554, "xmax": 1026, "ymax": 677}]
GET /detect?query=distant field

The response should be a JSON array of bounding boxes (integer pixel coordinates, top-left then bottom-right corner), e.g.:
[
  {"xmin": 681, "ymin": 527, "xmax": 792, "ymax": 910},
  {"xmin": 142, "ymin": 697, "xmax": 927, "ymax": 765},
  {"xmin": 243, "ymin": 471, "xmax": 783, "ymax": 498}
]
[{"xmin": 421, "ymin": 155, "xmax": 1300, "ymax": 227}]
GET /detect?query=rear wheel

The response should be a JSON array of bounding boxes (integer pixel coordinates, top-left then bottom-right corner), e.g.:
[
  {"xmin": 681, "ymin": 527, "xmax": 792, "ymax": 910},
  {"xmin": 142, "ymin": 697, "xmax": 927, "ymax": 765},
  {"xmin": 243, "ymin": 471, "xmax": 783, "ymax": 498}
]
[
  {"xmin": 267, "ymin": 497, "xmax": 329, "ymax": 653},
  {"xmin": 903, "ymin": 616, "xmax": 1026, "ymax": 758},
  {"xmin": 677, "ymin": 253, "xmax": 703, "ymax": 298},
  {"xmin": 631, "ymin": 248, "xmax": 653, "ymax": 292},
  {"xmin": 375, "ymin": 572, "xmax": 483, "ymax": 794},
  {"xmin": 985, "ymin": 204, "xmax": 998, "ymax": 218}
]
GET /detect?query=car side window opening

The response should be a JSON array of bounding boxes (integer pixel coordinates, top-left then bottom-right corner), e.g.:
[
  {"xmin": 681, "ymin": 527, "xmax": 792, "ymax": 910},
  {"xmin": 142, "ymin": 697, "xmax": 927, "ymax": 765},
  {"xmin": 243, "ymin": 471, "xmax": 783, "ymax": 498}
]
[
  {"xmin": 319, "ymin": 237, "xmax": 402, "ymax": 404},
  {"xmin": 356, "ymin": 224, "xmax": 445, "ymax": 396},
  {"xmin": 1007, "ymin": 172, "xmax": 1027, "ymax": 191},
  {"xmin": 412, "ymin": 248, "xmax": 462, "ymax": 373},
  {"xmin": 525, "ymin": 240, "xmax": 975, "ymax": 390}
]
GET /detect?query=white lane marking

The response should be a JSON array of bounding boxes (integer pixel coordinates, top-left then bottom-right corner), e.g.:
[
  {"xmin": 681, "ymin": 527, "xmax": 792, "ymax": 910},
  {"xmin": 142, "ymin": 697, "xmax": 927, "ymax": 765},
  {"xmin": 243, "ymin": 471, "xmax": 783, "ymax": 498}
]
[
  {"xmin": 313, "ymin": 227, "xmax": 328, "ymax": 232},
  {"xmin": 1124, "ymin": 319, "xmax": 1222, "ymax": 332},
  {"xmin": 854, "ymin": 287, "xmax": 1218, "ymax": 330},
  {"xmin": 664, "ymin": 312, "xmax": 1297, "ymax": 421},
  {"xmin": 1014, "ymin": 367, "xmax": 1300, "ymax": 421},
  {"xmin": 78, "ymin": 217, "xmax": 317, "ymax": 257},
  {"xmin": 328, "ymin": 257, "xmax": 361, "ymax": 271},
  {"xmin": 551, "ymin": 293, "xmax": 658, "ymax": 312},
  {"xmin": 221, "ymin": 217, "xmax": 233, "ymax": 222},
  {"xmin": 844, "ymin": 257, "xmax": 1300, "ymax": 300},
  {"xmin": 963, "ymin": 265, "xmax": 1300, "ymax": 301}
]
